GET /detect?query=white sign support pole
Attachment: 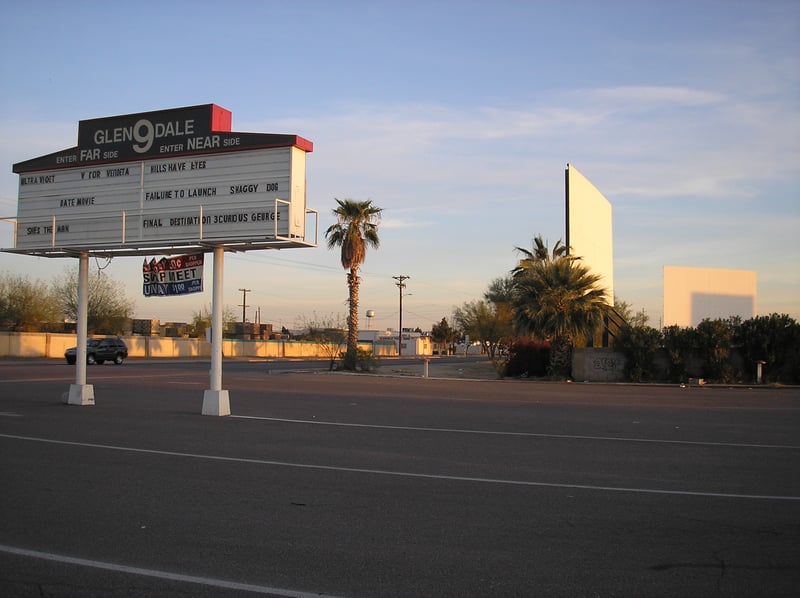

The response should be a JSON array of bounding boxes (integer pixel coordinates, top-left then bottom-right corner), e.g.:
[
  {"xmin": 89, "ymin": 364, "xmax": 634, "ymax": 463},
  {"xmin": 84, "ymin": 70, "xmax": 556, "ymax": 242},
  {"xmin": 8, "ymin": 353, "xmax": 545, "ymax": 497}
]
[
  {"xmin": 66, "ymin": 252, "xmax": 94, "ymax": 405},
  {"xmin": 202, "ymin": 245, "xmax": 230, "ymax": 416}
]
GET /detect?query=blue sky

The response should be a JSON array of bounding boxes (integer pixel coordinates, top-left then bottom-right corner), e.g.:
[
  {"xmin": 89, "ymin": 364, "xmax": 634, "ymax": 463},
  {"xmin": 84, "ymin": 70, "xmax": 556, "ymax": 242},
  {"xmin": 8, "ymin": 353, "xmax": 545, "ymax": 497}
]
[{"xmin": 1, "ymin": 0, "xmax": 798, "ymax": 331}]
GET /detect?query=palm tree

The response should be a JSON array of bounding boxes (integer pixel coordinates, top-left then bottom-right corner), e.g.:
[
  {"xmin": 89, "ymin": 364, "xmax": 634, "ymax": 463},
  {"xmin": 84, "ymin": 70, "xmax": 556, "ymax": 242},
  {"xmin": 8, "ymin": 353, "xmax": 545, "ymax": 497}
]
[
  {"xmin": 325, "ymin": 198, "xmax": 382, "ymax": 370},
  {"xmin": 511, "ymin": 254, "xmax": 607, "ymax": 378},
  {"xmin": 512, "ymin": 235, "xmax": 570, "ymax": 278}
]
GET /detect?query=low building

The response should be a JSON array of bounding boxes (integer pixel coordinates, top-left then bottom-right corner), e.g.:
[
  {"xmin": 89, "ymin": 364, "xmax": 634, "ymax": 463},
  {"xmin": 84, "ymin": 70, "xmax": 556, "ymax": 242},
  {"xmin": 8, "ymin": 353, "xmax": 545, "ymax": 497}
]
[
  {"xmin": 131, "ymin": 319, "xmax": 160, "ymax": 336},
  {"xmin": 359, "ymin": 328, "xmax": 432, "ymax": 356}
]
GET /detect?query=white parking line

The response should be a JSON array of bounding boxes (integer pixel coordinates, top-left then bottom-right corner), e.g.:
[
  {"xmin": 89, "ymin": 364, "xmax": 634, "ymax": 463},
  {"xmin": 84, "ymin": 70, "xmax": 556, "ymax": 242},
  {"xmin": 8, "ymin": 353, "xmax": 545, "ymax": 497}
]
[
  {"xmin": 231, "ymin": 415, "xmax": 800, "ymax": 450},
  {"xmin": 0, "ymin": 544, "xmax": 343, "ymax": 597},
  {"xmin": 1, "ymin": 433, "xmax": 798, "ymax": 501}
]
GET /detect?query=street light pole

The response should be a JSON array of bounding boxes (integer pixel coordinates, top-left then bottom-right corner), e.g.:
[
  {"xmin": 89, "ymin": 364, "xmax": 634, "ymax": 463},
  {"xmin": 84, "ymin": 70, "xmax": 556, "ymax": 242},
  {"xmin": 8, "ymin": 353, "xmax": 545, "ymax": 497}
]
[{"xmin": 392, "ymin": 275, "xmax": 410, "ymax": 356}]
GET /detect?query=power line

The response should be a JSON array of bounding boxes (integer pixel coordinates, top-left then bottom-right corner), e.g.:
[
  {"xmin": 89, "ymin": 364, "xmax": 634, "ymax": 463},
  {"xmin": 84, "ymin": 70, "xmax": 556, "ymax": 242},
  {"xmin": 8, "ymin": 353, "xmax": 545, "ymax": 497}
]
[
  {"xmin": 238, "ymin": 288, "xmax": 251, "ymax": 327},
  {"xmin": 392, "ymin": 275, "xmax": 410, "ymax": 356}
]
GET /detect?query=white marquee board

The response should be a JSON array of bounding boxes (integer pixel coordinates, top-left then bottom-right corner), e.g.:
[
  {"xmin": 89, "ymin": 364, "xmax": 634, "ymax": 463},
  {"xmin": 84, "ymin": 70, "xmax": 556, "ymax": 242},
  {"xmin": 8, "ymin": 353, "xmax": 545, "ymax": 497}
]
[
  {"xmin": 5, "ymin": 104, "xmax": 315, "ymax": 415},
  {"xmin": 8, "ymin": 104, "xmax": 316, "ymax": 256}
]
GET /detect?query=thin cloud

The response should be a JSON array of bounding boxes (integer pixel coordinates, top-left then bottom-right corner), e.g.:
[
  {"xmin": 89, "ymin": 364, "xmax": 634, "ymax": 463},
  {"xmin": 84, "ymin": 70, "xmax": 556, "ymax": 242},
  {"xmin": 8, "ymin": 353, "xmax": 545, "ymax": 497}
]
[
  {"xmin": 274, "ymin": 89, "xmax": 796, "ymax": 210},
  {"xmin": 590, "ymin": 86, "xmax": 725, "ymax": 106},
  {"xmin": 380, "ymin": 216, "xmax": 433, "ymax": 230}
]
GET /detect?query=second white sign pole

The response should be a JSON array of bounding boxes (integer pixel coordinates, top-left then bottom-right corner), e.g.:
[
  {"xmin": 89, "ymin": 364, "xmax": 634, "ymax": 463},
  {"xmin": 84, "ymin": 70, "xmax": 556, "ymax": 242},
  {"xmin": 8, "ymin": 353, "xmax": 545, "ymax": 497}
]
[
  {"xmin": 202, "ymin": 245, "xmax": 230, "ymax": 416},
  {"xmin": 65, "ymin": 251, "xmax": 94, "ymax": 406}
]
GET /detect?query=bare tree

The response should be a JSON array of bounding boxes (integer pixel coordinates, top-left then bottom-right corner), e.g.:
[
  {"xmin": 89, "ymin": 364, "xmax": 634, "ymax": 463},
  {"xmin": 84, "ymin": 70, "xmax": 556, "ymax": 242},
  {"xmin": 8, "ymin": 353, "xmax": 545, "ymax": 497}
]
[
  {"xmin": 453, "ymin": 298, "xmax": 513, "ymax": 361},
  {"xmin": 190, "ymin": 304, "xmax": 238, "ymax": 338},
  {"xmin": 52, "ymin": 267, "xmax": 135, "ymax": 335},
  {"xmin": 0, "ymin": 272, "xmax": 61, "ymax": 331},
  {"xmin": 296, "ymin": 312, "xmax": 347, "ymax": 370}
]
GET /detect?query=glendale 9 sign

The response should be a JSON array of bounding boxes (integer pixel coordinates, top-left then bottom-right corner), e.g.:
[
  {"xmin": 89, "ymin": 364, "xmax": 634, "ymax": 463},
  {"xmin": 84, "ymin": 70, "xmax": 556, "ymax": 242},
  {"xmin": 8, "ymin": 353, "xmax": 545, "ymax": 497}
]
[
  {"xmin": 9, "ymin": 104, "xmax": 317, "ymax": 256},
  {"xmin": 91, "ymin": 119, "xmax": 197, "ymax": 155}
]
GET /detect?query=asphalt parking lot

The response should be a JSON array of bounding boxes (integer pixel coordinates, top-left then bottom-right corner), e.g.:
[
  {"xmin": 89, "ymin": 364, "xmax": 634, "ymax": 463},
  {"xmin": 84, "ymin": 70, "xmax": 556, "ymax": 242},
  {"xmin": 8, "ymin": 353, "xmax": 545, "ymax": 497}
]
[{"xmin": 1, "ymin": 359, "xmax": 799, "ymax": 597}]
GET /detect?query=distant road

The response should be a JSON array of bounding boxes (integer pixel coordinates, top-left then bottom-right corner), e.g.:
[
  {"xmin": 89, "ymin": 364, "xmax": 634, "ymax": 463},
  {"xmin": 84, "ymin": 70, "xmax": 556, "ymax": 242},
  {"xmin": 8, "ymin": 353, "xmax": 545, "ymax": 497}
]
[{"xmin": 80, "ymin": 353, "xmax": 491, "ymax": 376}]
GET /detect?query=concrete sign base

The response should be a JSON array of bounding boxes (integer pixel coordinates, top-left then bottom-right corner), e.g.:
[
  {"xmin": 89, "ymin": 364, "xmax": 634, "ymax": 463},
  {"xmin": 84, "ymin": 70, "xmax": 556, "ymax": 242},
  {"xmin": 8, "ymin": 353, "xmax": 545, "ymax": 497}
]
[
  {"xmin": 202, "ymin": 390, "xmax": 230, "ymax": 416},
  {"xmin": 63, "ymin": 384, "xmax": 95, "ymax": 406}
]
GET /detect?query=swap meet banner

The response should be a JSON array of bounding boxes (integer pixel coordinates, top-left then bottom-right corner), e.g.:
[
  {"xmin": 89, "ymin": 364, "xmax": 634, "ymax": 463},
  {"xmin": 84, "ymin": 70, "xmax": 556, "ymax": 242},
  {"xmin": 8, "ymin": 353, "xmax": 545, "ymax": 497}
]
[{"xmin": 143, "ymin": 253, "xmax": 204, "ymax": 297}]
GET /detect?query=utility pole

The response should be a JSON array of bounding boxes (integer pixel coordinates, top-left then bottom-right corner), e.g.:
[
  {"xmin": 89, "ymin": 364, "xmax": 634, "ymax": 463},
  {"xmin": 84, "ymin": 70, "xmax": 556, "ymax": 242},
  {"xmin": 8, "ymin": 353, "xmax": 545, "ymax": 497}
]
[
  {"xmin": 392, "ymin": 275, "xmax": 410, "ymax": 356},
  {"xmin": 238, "ymin": 288, "xmax": 250, "ymax": 337}
]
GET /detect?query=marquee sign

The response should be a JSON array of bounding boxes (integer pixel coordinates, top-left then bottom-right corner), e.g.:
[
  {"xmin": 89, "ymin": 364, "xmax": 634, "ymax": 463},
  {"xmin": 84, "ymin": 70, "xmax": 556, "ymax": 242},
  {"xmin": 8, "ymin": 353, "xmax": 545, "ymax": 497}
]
[{"xmin": 8, "ymin": 104, "xmax": 317, "ymax": 256}]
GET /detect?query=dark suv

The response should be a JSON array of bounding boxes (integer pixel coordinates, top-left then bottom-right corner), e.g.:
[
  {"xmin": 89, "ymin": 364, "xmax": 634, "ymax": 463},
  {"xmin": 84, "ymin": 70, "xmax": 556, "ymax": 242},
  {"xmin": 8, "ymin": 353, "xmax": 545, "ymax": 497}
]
[{"xmin": 65, "ymin": 338, "xmax": 128, "ymax": 365}]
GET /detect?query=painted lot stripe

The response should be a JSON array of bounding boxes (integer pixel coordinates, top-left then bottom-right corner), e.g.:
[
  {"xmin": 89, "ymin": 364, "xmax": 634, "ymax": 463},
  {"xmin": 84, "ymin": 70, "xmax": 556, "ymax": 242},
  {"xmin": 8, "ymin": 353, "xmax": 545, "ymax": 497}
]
[
  {"xmin": 0, "ymin": 544, "xmax": 343, "ymax": 598},
  {"xmin": 1, "ymin": 433, "xmax": 798, "ymax": 501},
  {"xmin": 231, "ymin": 415, "xmax": 800, "ymax": 450}
]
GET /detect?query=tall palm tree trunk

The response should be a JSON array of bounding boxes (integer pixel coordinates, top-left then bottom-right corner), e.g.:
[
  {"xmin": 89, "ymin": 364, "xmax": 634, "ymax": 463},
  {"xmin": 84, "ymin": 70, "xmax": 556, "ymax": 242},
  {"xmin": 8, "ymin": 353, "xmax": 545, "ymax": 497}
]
[
  {"xmin": 345, "ymin": 268, "xmax": 360, "ymax": 369},
  {"xmin": 325, "ymin": 198, "xmax": 382, "ymax": 371}
]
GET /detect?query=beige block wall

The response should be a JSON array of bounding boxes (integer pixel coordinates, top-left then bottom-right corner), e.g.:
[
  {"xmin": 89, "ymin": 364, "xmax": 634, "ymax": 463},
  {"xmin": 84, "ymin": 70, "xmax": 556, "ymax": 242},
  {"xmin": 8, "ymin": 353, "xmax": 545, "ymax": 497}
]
[
  {"xmin": 0, "ymin": 332, "xmax": 77, "ymax": 358},
  {"xmin": 0, "ymin": 332, "xmax": 405, "ymax": 359}
]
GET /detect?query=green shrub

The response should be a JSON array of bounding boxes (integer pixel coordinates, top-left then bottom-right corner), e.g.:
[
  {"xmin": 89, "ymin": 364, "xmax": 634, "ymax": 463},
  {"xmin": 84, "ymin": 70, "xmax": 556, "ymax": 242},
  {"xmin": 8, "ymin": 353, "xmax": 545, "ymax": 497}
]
[
  {"xmin": 696, "ymin": 318, "xmax": 737, "ymax": 383},
  {"xmin": 615, "ymin": 325, "xmax": 662, "ymax": 382},
  {"xmin": 355, "ymin": 348, "xmax": 378, "ymax": 372},
  {"xmin": 734, "ymin": 314, "xmax": 800, "ymax": 384},
  {"xmin": 661, "ymin": 325, "xmax": 699, "ymax": 383},
  {"xmin": 502, "ymin": 338, "xmax": 549, "ymax": 378}
]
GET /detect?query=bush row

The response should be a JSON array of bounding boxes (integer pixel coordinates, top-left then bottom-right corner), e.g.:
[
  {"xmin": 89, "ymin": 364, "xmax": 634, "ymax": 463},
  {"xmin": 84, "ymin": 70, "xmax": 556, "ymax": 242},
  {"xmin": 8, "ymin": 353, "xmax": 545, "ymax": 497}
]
[
  {"xmin": 501, "ymin": 314, "xmax": 800, "ymax": 384},
  {"xmin": 615, "ymin": 314, "xmax": 800, "ymax": 384}
]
